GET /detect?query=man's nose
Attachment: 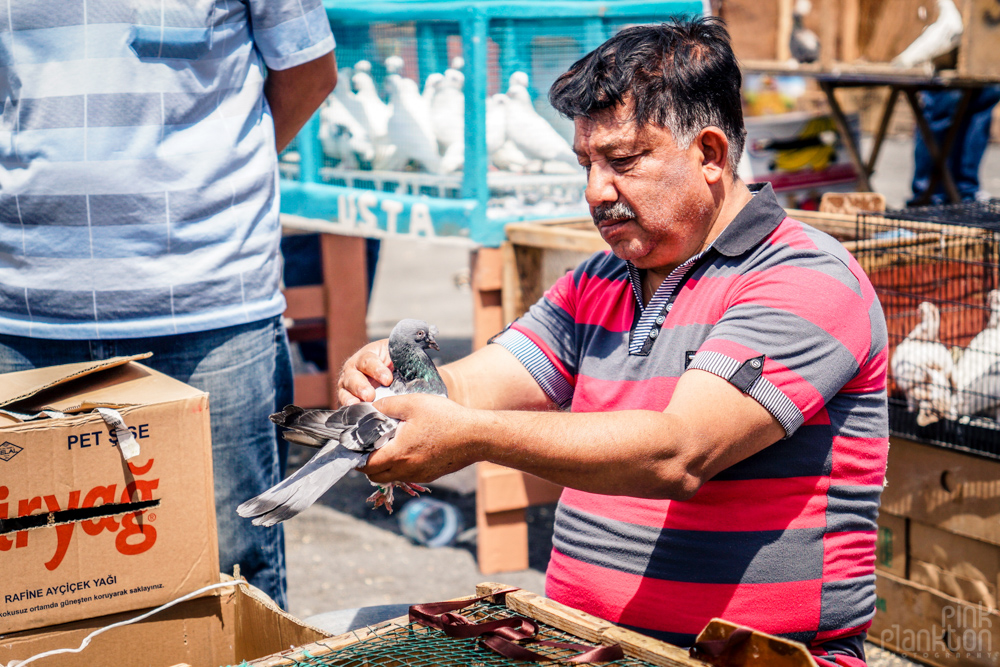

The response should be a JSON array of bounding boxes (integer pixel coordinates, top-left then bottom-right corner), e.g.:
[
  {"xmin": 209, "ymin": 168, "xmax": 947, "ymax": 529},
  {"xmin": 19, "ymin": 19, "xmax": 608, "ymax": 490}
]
[{"xmin": 584, "ymin": 164, "xmax": 617, "ymax": 209}]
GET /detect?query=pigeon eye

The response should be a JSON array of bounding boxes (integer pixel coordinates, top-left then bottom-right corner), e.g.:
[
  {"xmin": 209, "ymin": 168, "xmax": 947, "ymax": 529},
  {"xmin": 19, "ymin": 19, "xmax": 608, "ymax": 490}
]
[{"xmin": 416, "ymin": 331, "xmax": 425, "ymax": 338}]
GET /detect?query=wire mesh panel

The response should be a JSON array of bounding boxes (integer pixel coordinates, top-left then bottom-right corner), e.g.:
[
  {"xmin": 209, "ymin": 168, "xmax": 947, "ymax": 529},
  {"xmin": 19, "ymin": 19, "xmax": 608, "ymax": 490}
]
[
  {"xmin": 277, "ymin": 2, "xmax": 704, "ymax": 245},
  {"xmin": 855, "ymin": 201, "xmax": 1000, "ymax": 458},
  {"xmin": 247, "ymin": 598, "xmax": 664, "ymax": 667}
]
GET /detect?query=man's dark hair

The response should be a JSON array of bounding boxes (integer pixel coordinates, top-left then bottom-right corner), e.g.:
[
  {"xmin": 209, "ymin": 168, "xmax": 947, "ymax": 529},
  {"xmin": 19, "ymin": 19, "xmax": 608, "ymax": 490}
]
[{"xmin": 549, "ymin": 17, "xmax": 746, "ymax": 173}]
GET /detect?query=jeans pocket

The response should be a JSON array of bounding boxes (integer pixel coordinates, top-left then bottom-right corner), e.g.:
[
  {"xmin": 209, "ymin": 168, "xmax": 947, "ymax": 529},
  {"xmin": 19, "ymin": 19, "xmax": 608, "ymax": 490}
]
[{"xmin": 129, "ymin": 25, "xmax": 212, "ymax": 60}]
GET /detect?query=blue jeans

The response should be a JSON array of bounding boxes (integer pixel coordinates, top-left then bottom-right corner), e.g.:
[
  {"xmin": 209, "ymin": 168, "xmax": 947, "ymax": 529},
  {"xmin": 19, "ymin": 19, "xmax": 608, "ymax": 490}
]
[
  {"xmin": 911, "ymin": 86, "xmax": 1000, "ymax": 204},
  {"xmin": 0, "ymin": 316, "xmax": 293, "ymax": 609}
]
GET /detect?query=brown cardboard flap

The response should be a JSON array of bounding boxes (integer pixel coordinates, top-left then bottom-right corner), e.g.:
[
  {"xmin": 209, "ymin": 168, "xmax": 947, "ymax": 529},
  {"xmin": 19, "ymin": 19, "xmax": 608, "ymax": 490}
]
[{"xmin": 0, "ymin": 353, "xmax": 152, "ymax": 409}]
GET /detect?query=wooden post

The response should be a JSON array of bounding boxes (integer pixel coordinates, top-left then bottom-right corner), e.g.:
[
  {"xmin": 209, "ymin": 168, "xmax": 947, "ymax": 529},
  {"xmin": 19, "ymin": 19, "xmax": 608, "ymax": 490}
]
[
  {"xmin": 470, "ymin": 246, "xmax": 504, "ymax": 351},
  {"xmin": 819, "ymin": 0, "xmax": 836, "ymax": 69},
  {"xmin": 320, "ymin": 233, "xmax": 368, "ymax": 406},
  {"xmin": 839, "ymin": 0, "xmax": 860, "ymax": 62},
  {"xmin": 776, "ymin": 0, "xmax": 793, "ymax": 62}
]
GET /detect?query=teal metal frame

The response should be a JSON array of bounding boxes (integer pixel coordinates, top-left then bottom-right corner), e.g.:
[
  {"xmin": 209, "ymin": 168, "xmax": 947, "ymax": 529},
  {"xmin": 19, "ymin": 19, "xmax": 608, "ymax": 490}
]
[{"xmin": 279, "ymin": 0, "xmax": 704, "ymax": 246}]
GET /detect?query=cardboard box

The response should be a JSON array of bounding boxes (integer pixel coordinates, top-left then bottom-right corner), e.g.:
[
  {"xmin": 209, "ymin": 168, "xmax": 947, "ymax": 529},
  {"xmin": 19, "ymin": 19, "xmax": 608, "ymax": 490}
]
[
  {"xmin": 0, "ymin": 355, "xmax": 219, "ymax": 634},
  {"xmin": 876, "ymin": 513, "xmax": 908, "ymax": 578},
  {"xmin": 872, "ymin": 572, "xmax": 1000, "ymax": 667},
  {"xmin": 0, "ymin": 579, "xmax": 328, "ymax": 667}
]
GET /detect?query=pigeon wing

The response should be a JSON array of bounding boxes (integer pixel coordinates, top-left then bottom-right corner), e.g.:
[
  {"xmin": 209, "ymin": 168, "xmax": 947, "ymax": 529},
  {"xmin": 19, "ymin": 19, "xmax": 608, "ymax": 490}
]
[{"xmin": 236, "ymin": 442, "xmax": 368, "ymax": 527}]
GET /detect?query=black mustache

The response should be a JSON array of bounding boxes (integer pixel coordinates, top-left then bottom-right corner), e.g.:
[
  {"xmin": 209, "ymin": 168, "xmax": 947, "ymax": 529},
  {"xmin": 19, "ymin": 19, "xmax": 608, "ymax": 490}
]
[{"xmin": 593, "ymin": 201, "xmax": 636, "ymax": 224}]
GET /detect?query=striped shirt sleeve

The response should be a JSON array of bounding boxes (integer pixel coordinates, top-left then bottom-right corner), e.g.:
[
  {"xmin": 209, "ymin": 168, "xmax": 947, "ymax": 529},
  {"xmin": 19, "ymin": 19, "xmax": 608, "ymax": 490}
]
[
  {"xmin": 689, "ymin": 252, "xmax": 874, "ymax": 437},
  {"xmin": 248, "ymin": 0, "xmax": 335, "ymax": 70},
  {"xmin": 493, "ymin": 269, "xmax": 580, "ymax": 408}
]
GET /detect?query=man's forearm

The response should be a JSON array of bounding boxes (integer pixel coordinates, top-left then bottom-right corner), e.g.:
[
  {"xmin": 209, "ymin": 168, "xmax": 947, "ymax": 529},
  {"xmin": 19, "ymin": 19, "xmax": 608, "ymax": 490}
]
[
  {"xmin": 265, "ymin": 51, "xmax": 338, "ymax": 152},
  {"xmin": 464, "ymin": 407, "xmax": 700, "ymax": 499}
]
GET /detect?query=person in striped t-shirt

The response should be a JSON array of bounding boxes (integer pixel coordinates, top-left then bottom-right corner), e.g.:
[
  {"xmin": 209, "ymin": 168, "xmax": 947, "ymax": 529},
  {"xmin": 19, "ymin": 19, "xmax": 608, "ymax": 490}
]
[
  {"xmin": 0, "ymin": 0, "xmax": 337, "ymax": 609},
  {"xmin": 340, "ymin": 17, "xmax": 888, "ymax": 666}
]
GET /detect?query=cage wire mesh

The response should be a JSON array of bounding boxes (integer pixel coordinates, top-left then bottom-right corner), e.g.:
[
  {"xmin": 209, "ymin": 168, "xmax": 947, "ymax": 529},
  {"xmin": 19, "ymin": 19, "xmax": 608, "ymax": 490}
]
[
  {"xmin": 279, "ymin": 15, "xmax": 685, "ymax": 225},
  {"xmin": 855, "ymin": 201, "xmax": 1000, "ymax": 458},
  {"xmin": 235, "ymin": 598, "xmax": 659, "ymax": 667}
]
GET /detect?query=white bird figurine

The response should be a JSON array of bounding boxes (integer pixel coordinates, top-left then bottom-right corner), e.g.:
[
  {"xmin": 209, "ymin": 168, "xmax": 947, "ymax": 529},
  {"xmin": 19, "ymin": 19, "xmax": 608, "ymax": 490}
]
[
  {"xmin": 892, "ymin": 0, "xmax": 964, "ymax": 69},
  {"xmin": 789, "ymin": 0, "xmax": 820, "ymax": 64},
  {"xmin": 237, "ymin": 320, "xmax": 447, "ymax": 525},
  {"xmin": 890, "ymin": 301, "xmax": 955, "ymax": 426},
  {"xmin": 422, "ymin": 72, "xmax": 444, "ymax": 105},
  {"xmin": 385, "ymin": 75, "xmax": 442, "ymax": 173},
  {"xmin": 951, "ymin": 290, "xmax": 1000, "ymax": 420}
]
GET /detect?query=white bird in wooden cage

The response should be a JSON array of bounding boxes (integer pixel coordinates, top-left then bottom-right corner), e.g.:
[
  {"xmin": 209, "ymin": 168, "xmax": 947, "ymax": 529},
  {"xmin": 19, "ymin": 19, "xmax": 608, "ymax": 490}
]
[
  {"xmin": 385, "ymin": 75, "xmax": 442, "ymax": 174},
  {"xmin": 892, "ymin": 0, "xmax": 964, "ymax": 69},
  {"xmin": 505, "ymin": 84, "xmax": 578, "ymax": 169},
  {"xmin": 950, "ymin": 290, "xmax": 1000, "ymax": 420},
  {"xmin": 890, "ymin": 301, "xmax": 955, "ymax": 426}
]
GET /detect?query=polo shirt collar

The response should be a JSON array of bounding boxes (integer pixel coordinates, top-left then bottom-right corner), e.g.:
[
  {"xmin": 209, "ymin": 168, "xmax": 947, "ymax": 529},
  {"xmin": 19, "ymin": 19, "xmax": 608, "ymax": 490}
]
[{"xmin": 709, "ymin": 182, "xmax": 786, "ymax": 257}]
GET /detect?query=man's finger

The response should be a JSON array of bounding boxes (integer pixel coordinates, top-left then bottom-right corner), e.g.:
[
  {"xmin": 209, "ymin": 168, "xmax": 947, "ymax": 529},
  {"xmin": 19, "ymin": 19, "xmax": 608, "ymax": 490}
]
[{"xmin": 356, "ymin": 351, "xmax": 394, "ymax": 387}]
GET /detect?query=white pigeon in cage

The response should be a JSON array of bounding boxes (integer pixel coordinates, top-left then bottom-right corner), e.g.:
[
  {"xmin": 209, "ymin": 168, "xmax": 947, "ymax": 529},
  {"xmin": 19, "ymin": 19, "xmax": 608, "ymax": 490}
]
[
  {"xmin": 504, "ymin": 83, "xmax": 578, "ymax": 171},
  {"xmin": 950, "ymin": 290, "xmax": 1000, "ymax": 420},
  {"xmin": 890, "ymin": 301, "xmax": 955, "ymax": 426},
  {"xmin": 319, "ymin": 88, "xmax": 375, "ymax": 168},
  {"xmin": 422, "ymin": 72, "xmax": 444, "ymax": 105},
  {"xmin": 431, "ymin": 67, "xmax": 465, "ymax": 153},
  {"xmin": 386, "ymin": 75, "xmax": 442, "ymax": 174},
  {"xmin": 351, "ymin": 60, "xmax": 392, "ymax": 144}
]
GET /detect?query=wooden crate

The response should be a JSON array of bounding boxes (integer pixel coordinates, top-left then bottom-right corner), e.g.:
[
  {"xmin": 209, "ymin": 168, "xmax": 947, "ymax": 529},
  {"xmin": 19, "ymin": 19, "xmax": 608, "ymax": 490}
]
[{"xmin": 240, "ymin": 582, "xmax": 818, "ymax": 667}]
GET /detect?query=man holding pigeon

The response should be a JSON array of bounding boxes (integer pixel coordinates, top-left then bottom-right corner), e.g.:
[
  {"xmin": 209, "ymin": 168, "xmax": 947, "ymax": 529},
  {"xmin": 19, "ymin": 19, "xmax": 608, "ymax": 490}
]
[{"xmin": 340, "ymin": 17, "xmax": 888, "ymax": 667}]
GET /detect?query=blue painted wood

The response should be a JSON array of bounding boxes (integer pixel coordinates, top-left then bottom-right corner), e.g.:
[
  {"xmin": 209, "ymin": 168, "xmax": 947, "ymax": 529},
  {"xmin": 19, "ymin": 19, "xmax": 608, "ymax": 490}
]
[
  {"xmin": 461, "ymin": 12, "xmax": 490, "ymax": 244},
  {"xmin": 324, "ymin": 0, "xmax": 702, "ymax": 22},
  {"xmin": 298, "ymin": 113, "xmax": 322, "ymax": 184}
]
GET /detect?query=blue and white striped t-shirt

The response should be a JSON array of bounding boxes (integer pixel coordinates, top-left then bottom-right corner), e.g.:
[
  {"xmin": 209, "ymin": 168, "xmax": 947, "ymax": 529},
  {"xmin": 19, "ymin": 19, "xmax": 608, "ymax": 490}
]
[{"xmin": 0, "ymin": 0, "xmax": 334, "ymax": 339}]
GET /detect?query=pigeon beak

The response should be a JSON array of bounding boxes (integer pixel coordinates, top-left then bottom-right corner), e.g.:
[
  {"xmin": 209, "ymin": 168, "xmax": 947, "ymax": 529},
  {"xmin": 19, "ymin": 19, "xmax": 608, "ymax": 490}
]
[{"xmin": 428, "ymin": 336, "xmax": 440, "ymax": 351}]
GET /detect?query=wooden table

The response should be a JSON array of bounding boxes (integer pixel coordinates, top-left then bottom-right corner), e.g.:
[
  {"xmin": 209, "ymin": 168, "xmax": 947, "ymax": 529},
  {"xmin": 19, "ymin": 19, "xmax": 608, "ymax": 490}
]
[{"xmin": 742, "ymin": 61, "xmax": 1000, "ymax": 205}]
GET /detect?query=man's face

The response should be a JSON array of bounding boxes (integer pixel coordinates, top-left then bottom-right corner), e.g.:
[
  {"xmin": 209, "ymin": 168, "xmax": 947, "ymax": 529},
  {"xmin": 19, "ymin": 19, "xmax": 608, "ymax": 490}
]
[{"xmin": 574, "ymin": 106, "xmax": 717, "ymax": 275}]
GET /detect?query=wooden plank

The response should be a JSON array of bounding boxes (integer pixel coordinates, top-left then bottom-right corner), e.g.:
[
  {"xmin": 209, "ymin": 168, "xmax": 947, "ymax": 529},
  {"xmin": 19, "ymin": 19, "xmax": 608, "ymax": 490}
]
[
  {"xmin": 719, "ymin": 0, "xmax": 780, "ymax": 61},
  {"xmin": 471, "ymin": 247, "xmax": 504, "ymax": 351},
  {"xmin": 871, "ymin": 571, "xmax": 1000, "ymax": 667},
  {"xmin": 292, "ymin": 372, "xmax": 329, "ymax": 409},
  {"xmin": 694, "ymin": 619, "xmax": 818, "ymax": 667},
  {"xmin": 320, "ymin": 234, "xmax": 368, "ymax": 407},
  {"xmin": 818, "ymin": 192, "xmax": 886, "ymax": 214},
  {"xmin": 477, "ymin": 463, "xmax": 562, "ymax": 514},
  {"xmin": 957, "ymin": 0, "xmax": 1000, "ymax": 79},
  {"xmin": 505, "ymin": 221, "xmax": 608, "ymax": 253},
  {"xmin": 475, "ymin": 508, "xmax": 529, "ymax": 574},
  {"xmin": 282, "ymin": 285, "xmax": 325, "ymax": 320},
  {"xmin": 475, "ymin": 583, "xmax": 710, "ymax": 667},
  {"xmin": 880, "ymin": 437, "xmax": 1000, "ymax": 547},
  {"xmin": 840, "ymin": 0, "xmax": 860, "ymax": 62},
  {"xmin": 776, "ymin": 0, "xmax": 793, "ymax": 63},
  {"xmin": 909, "ymin": 521, "xmax": 1000, "ymax": 609},
  {"xmin": 500, "ymin": 241, "xmax": 524, "ymax": 326},
  {"xmin": 877, "ymin": 513, "xmax": 908, "ymax": 578},
  {"xmin": 819, "ymin": 0, "xmax": 837, "ymax": 69}
]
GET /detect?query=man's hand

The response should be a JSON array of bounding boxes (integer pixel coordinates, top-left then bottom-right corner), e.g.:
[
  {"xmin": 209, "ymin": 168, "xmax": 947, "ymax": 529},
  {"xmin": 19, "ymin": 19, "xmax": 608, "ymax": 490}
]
[
  {"xmin": 337, "ymin": 339, "xmax": 395, "ymax": 405},
  {"xmin": 360, "ymin": 394, "xmax": 481, "ymax": 483}
]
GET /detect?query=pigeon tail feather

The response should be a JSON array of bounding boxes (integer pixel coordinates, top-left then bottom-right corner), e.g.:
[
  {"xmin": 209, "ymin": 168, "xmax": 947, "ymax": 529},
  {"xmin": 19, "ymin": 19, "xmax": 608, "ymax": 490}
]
[{"xmin": 236, "ymin": 445, "xmax": 366, "ymax": 526}]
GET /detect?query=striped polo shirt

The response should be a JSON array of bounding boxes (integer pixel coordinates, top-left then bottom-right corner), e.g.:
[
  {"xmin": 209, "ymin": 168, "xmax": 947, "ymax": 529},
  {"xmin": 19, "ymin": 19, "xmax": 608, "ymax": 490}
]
[
  {"xmin": 0, "ymin": 0, "xmax": 334, "ymax": 339},
  {"xmin": 495, "ymin": 183, "xmax": 889, "ymax": 664}
]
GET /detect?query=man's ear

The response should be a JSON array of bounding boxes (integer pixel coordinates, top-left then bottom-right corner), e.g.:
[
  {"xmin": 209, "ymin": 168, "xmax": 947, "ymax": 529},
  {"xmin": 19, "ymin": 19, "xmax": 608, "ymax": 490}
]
[{"xmin": 696, "ymin": 127, "xmax": 729, "ymax": 185}]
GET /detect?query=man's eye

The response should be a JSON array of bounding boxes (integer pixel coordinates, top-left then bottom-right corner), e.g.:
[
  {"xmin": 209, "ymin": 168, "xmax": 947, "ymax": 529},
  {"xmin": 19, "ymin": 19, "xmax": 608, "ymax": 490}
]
[{"xmin": 610, "ymin": 156, "xmax": 637, "ymax": 169}]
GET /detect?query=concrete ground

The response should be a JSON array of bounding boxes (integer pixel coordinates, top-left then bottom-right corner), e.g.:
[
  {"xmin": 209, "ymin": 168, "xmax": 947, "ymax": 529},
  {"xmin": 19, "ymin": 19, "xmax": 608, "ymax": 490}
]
[{"xmin": 282, "ymin": 137, "xmax": 999, "ymax": 663}]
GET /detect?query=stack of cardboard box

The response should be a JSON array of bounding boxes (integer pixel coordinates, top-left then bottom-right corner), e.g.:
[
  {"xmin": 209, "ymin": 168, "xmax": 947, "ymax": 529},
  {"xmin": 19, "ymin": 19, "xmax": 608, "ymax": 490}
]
[
  {"xmin": 872, "ymin": 437, "xmax": 1000, "ymax": 667},
  {"xmin": 0, "ymin": 357, "xmax": 326, "ymax": 666}
]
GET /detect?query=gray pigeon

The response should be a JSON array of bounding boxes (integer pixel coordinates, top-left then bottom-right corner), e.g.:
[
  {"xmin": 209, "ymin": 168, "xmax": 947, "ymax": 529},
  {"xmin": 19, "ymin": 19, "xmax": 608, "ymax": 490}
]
[
  {"xmin": 237, "ymin": 319, "xmax": 447, "ymax": 526},
  {"xmin": 789, "ymin": 0, "xmax": 820, "ymax": 64}
]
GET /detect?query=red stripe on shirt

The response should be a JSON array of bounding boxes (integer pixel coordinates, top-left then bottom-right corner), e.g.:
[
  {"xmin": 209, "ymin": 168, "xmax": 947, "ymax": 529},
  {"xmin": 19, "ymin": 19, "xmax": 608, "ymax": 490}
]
[
  {"xmin": 574, "ymin": 272, "xmax": 635, "ymax": 331},
  {"xmin": 547, "ymin": 550, "xmax": 824, "ymax": 636},
  {"xmin": 573, "ymin": 375, "xmax": 679, "ymax": 412},
  {"xmin": 560, "ymin": 477, "xmax": 830, "ymax": 532},
  {"xmin": 769, "ymin": 218, "xmax": 820, "ymax": 251},
  {"xmin": 822, "ymin": 531, "xmax": 876, "ymax": 582},
  {"xmin": 543, "ymin": 271, "xmax": 577, "ymax": 315},
  {"xmin": 831, "ymin": 436, "xmax": 888, "ymax": 486}
]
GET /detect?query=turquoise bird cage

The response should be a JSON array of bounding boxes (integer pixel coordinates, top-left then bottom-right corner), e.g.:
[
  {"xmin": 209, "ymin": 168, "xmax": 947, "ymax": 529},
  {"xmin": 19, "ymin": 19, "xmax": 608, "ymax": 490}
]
[{"xmin": 279, "ymin": 0, "xmax": 706, "ymax": 247}]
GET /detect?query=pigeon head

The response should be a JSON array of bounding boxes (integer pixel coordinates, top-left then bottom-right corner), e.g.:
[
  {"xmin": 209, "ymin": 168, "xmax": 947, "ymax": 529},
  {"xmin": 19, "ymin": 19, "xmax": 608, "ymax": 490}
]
[
  {"xmin": 914, "ymin": 301, "xmax": 941, "ymax": 341},
  {"xmin": 389, "ymin": 318, "xmax": 440, "ymax": 352}
]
